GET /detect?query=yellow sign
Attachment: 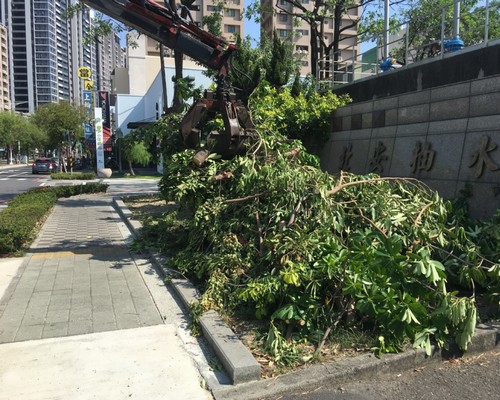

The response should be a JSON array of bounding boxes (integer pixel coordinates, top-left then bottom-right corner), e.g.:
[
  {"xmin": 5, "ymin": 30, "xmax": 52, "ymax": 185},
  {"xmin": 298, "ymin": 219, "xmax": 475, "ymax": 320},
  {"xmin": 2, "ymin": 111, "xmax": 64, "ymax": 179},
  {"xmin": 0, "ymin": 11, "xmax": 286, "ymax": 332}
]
[
  {"xmin": 78, "ymin": 67, "xmax": 91, "ymax": 80},
  {"xmin": 84, "ymin": 80, "xmax": 94, "ymax": 90}
]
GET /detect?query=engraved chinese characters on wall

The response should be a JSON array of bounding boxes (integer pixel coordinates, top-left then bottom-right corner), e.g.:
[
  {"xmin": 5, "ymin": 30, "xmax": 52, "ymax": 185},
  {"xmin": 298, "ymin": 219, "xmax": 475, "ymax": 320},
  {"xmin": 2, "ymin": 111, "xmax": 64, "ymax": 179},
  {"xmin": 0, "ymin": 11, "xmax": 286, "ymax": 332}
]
[
  {"xmin": 369, "ymin": 141, "xmax": 388, "ymax": 173},
  {"xmin": 469, "ymin": 135, "xmax": 499, "ymax": 178},
  {"xmin": 410, "ymin": 141, "xmax": 435, "ymax": 174},
  {"xmin": 339, "ymin": 142, "xmax": 353, "ymax": 171}
]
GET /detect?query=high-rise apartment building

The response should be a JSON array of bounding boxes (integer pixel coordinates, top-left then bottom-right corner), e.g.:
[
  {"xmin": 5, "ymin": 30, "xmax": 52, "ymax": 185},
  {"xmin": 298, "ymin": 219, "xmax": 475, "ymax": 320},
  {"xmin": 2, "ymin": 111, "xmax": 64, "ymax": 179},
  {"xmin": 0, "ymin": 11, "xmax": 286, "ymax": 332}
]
[
  {"xmin": 97, "ymin": 32, "xmax": 126, "ymax": 92},
  {"xmin": 260, "ymin": 0, "xmax": 359, "ymax": 76},
  {"xmin": 128, "ymin": 0, "xmax": 245, "ymax": 95},
  {"xmin": 70, "ymin": 3, "xmax": 97, "ymax": 98},
  {"xmin": 0, "ymin": 0, "xmax": 77, "ymax": 113},
  {"xmin": 0, "ymin": 1, "xmax": 125, "ymax": 113},
  {"xmin": 0, "ymin": 23, "xmax": 9, "ymax": 111}
]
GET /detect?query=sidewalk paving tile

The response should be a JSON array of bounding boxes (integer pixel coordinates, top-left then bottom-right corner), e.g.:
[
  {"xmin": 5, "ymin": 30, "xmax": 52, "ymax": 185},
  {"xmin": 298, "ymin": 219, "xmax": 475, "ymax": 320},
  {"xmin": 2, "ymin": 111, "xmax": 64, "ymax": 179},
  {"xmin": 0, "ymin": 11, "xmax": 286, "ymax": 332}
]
[{"xmin": 0, "ymin": 194, "xmax": 163, "ymax": 344}]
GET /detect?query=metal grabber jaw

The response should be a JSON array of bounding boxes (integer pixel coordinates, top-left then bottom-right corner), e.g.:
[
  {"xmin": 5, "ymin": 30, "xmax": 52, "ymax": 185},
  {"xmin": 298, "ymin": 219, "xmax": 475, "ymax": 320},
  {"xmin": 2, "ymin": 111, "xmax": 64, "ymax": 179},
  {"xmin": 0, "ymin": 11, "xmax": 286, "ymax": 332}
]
[{"xmin": 180, "ymin": 89, "xmax": 256, "ymax": 166}]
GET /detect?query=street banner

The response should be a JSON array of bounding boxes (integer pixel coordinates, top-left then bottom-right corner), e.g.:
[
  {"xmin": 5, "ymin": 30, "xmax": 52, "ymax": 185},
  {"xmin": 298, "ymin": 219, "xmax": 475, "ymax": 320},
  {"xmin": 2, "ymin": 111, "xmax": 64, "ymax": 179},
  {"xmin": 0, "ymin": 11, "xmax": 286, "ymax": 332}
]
[
  {"xmin": 95, "ymin": 107, "xmax": 105, "ymax": 170},
  {"xmin": 82, "ymin": 90, "xmax": 93, "ymax": 139},
  {"xmin": 98, "ymin": 91, "xmax": 112, "ymax": 151}
]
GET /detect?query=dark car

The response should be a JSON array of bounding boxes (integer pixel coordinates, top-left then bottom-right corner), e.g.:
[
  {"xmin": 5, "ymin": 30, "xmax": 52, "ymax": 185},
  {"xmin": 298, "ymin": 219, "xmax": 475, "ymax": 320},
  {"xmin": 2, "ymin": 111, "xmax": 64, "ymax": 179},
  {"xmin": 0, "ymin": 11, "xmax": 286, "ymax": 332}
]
[{"xmin": 32, "ymin": 158, "xmax": 56, "ymax": 174}]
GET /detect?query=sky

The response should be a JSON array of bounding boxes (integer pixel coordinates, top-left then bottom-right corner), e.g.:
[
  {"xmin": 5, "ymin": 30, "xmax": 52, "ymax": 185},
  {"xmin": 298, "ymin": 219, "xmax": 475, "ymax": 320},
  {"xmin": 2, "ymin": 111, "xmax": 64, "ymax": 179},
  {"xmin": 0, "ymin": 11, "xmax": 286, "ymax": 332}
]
[{"xmin": 242, "ymin": 16, "xmax": 260, "ymax": 45}]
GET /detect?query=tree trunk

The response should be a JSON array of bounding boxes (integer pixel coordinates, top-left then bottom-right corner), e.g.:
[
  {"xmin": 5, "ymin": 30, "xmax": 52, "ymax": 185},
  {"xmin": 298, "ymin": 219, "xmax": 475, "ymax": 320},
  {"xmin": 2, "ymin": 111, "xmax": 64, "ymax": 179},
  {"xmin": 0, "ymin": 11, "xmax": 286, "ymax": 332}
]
[
  {"xmin": 128, "ymin": 160, "xmax": 135, "ymax": 176},
  {"xmin": 169, "ymin": 0, "xmax": 196, "ymax": 113},
  {"xmin": 310, "ymin": 24, "xmax": 319, "ymax": 78},
  {"xmin": 159, "ymin": 44, "xmax": 168, "ymax": 113},
  {"xmin": 171, "ymin": 51, "xmax": 184, "ymax": 113}
]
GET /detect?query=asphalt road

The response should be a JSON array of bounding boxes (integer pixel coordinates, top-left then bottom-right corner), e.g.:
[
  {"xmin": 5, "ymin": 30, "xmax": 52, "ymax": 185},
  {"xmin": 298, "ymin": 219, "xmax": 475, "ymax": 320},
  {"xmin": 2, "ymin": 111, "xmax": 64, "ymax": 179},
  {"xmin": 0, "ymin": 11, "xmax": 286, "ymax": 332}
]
[
  {"xmin": 0, "ymin": 164, "xmax": 48, "ymax": 208},
  {"xmin": 263, "ymin": 348, "xmax": 500, "ymax": 400}
]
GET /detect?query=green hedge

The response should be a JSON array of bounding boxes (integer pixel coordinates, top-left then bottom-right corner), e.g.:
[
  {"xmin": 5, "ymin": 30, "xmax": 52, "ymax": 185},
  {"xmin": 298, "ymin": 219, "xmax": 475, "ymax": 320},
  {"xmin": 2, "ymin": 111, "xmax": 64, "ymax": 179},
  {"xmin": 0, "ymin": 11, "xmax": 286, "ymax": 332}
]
[
  {"xmin": 0, "ymin": 184, "xmax": 108, "ymax": 256},
  {"xmin": 50, "ymin": 172, "xmax": 97, "ymax": 180}
]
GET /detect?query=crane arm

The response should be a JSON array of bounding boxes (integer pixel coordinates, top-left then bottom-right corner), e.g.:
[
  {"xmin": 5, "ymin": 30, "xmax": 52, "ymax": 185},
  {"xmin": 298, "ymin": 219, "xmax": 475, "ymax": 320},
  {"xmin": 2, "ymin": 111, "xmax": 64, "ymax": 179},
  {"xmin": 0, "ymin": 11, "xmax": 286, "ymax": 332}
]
[
  {"xmin": 80, "ymin": 0, "xmax": 236, "ymax": 79},
  {"xmin": 80, "ymin": 0, "xmax": 255, "ymax": 161}
]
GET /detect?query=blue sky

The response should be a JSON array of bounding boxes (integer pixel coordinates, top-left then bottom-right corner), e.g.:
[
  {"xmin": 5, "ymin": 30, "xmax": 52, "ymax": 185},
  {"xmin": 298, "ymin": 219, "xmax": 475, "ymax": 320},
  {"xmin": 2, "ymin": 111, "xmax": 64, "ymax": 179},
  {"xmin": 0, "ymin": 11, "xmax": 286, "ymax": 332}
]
[{"xmin": 243, "ymin": 17, "xmax": 260, "ymax": 44}]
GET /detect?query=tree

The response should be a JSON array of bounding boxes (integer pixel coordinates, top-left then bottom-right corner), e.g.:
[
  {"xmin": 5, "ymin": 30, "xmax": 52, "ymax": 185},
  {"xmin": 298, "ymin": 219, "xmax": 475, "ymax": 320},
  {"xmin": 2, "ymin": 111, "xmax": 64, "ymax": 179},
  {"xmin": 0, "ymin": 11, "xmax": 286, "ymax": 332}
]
[
  {"xmin": 248, "ymin": 0, "xmax": 374, "ymax": 78},
  {"xmin": 16, "ymin": 118, "xmax": 46, "ymax": 160},
  {"xmin": 360, "ymin": 0, "xmax": 500, "ymax": 63},
  {"xmin": 121, "ymin": 134, "xmax": 152, "ymax": 176},
  {"xmin": 0, "ymin": 112, "xmax": 20, "ymax": 155},
  {"xmin": 31, "ymin": 101, "xmax": 86, "ymax": 170},
  {"xmin": 229, "ymin": 36, "xmax": 263, "ymax": 104},
  {"xmin": 0, "ymin": 112, "xmax": 45, "ymax": 163},
  {"xmin": 264, "ymin": 31, "xmax": 296, "ymax": 89}
]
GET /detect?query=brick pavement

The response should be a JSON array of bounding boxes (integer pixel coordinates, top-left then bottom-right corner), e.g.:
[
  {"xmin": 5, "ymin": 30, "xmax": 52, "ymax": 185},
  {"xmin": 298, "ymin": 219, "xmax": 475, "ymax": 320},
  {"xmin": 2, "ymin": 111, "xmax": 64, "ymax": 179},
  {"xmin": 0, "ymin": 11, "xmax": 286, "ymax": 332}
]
[{"xmin": 0, "ymin": 194, "xmax": 163, "ymax": 343}]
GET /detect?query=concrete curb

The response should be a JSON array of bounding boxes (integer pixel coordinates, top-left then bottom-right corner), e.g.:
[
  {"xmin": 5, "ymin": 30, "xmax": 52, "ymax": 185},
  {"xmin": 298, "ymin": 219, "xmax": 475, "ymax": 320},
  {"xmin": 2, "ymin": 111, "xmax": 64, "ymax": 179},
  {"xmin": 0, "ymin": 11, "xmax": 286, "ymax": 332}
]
[
  {"xmin": 113, "ymin": 197, "xmax": 261, "ymax": 385},
  {"xmin": 211, "ymin": 324, "xmax": 498, "ymax": 400},
  {"xmin": 113, "ymin": 196, "xmax": 499, "ymax": 397}
]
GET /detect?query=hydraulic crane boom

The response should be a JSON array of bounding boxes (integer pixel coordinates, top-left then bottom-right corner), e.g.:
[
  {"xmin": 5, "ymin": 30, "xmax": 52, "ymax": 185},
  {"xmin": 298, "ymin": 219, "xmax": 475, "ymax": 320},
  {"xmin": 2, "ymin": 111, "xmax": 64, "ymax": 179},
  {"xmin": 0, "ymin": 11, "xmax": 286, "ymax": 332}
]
[{"xmin": 80, "ymin": 0, "xmax": 255, "ymax": 161}]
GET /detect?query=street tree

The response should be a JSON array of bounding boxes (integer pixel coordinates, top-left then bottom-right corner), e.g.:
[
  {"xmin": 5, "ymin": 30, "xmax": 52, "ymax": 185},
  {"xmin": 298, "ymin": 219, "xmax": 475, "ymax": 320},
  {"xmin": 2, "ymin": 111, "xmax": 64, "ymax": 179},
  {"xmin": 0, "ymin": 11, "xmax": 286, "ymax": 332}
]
[
  {"xmin": 31, "ymin": 101, "xmax": 86, "ymax": 169},
  {"xmin": 0, "ymin": 112, "xmax": 45, "ymax": 162}
]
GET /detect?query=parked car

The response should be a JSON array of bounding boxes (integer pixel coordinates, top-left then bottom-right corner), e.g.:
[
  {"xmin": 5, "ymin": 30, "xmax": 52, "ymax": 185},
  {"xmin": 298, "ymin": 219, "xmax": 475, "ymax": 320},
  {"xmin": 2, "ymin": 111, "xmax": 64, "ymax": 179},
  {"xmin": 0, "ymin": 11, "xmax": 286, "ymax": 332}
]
[{"xmin": 32, "ymin": 158, "xmax": 57, "ymax": 174}]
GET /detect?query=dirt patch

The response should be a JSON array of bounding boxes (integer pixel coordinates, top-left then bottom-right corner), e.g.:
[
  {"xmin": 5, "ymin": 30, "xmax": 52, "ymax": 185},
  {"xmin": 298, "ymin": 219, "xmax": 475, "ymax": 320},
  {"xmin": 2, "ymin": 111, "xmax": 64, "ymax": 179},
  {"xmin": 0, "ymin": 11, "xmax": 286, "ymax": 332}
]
[{"xmin": 123, "ymin": 194, "xmax": 174, "ymax": 222}]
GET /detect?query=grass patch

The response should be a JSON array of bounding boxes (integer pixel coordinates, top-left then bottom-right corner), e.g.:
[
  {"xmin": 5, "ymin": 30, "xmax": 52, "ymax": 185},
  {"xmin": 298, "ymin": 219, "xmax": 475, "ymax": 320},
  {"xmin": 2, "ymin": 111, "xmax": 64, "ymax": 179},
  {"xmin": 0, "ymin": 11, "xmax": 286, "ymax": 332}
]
[{"xmin": 110, "ymin": 171, "xmax": 162, "ymax": 179}]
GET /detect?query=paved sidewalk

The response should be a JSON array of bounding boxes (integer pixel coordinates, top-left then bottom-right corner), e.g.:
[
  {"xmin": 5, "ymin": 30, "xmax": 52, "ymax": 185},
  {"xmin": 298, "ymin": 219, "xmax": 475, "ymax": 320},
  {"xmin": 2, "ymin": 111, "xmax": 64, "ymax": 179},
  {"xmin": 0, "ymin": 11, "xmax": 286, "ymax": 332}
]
[
  {"xmin": 0, "ymin": 195, "xmax": 161, "ymax": 342},
  {"xmin": 0, "ymin": 194, "xmax": 212, "ymax": 399}
]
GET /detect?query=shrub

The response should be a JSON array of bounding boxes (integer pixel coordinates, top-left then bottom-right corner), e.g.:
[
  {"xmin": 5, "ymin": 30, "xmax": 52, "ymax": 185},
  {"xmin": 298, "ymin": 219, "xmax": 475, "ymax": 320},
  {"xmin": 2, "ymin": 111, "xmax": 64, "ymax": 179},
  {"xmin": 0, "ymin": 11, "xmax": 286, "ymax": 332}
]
[
  {"xmin": 50, "ymin": 172, "xmax": 96, "ymax": 180},
  {"xmin": 250, "ymin": 83, "xmax": 350, "ymax": 144}
]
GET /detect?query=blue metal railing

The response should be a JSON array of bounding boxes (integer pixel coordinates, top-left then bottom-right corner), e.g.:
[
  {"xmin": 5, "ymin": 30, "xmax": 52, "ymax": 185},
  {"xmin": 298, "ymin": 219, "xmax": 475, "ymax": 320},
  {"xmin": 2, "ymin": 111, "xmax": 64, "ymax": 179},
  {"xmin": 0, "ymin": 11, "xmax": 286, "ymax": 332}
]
[{"xmin": 321, "ymin": 1, "xmax": 500, "ymax": 87}]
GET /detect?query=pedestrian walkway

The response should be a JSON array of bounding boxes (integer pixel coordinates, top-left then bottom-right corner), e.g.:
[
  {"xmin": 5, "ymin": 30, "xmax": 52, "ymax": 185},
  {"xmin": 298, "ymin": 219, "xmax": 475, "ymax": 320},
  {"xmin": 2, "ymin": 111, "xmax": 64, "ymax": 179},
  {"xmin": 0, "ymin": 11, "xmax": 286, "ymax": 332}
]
[
  {"xmin": 0, "ymin": 194, "xmax": 213, "ymax": 399},
  {"xmin": 0, "ymin": 195, "xmax": 161, "ymax": 342}
]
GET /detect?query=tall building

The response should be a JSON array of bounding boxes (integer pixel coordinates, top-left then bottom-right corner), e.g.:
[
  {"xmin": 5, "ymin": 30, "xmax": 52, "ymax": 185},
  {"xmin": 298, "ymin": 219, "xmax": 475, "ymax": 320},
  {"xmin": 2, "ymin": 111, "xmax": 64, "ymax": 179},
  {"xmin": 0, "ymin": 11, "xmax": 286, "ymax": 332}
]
[
  {"xmin": 260, "ymin": 0, "xmax": 360, "ymax": 76},
  {"xmin": 97, "ymin": 32, "xmax": 126, "ymax": 92},
  {"xmin": 0, "ymin": 0, "xmax": 77, "ymax": 113},
  {"xmin": 70, "ymin": 3, "xmax": 97, "ymax": 99},
  {"xmin": 0, "ymin": 23, "xmax": 9, "ymax": 111},
  {"xmin": 0, "ymin": 1, "xmax": 124, "ymax": 113},
  {"xmin": 127, "ymin": 0, "xmax": 245, "ymax": 95}
]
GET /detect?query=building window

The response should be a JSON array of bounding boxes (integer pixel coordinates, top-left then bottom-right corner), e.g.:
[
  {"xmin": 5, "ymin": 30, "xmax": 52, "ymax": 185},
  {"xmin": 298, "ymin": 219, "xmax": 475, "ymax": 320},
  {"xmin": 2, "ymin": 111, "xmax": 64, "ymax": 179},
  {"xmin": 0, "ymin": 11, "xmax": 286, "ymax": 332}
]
[
  {"xmin": 301, "ymin": 60, "xmax": 309, "ymax": 66},
  {"xmin": 226, "ymin": 9, "xmax": 237, "ymax": 17},
  {"xmin": 208, "ymin": 5, "xmax": 222, "ymax": 12},
  {"xmin": 226, "ymin": 25, "xmax": 237, "ymax": 33},
  {"xmin": 278, "ymin": 29, "xmax": 289, "ymax": 38},
  {"xmin": 301, "ymin": 0, "xmax": 309, "ymax": 3},
  {"xmin": 297, "ymin": 29, "xmax": 309, "ymax": 36},
  {"xmin": 278, "ymin": 14, "xmax": 288, "ymax": 22},
  {"xmin": 296, "ymin": 45, "xmax": 308, "ymax": 53}
]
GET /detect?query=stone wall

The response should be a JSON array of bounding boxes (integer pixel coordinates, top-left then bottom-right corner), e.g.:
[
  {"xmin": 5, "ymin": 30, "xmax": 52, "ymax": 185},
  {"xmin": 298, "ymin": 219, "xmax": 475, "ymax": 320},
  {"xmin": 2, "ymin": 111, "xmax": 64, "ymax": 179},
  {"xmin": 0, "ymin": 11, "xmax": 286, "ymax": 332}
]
[{"xmin": 320, "ymin": 57, "xmax": 500, "ymax": 219}]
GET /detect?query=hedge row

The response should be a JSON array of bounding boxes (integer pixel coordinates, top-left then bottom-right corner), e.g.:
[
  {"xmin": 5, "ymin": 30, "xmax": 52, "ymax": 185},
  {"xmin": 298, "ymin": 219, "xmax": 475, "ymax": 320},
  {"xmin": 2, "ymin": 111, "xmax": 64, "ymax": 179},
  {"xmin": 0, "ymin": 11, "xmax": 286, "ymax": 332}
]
[
  {"xmin": 50, "ymin": 172, "xmax": 97, "ymax": 180},
  {"xmin": 0, "ymin": 183, "xmax": 108, "ymax": 256}
]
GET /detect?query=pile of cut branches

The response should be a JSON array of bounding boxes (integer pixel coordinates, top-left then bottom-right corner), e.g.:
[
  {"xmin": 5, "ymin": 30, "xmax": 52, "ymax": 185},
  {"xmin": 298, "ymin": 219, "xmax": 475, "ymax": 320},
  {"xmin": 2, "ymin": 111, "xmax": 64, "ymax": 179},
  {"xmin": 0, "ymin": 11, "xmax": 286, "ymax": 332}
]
[
  {"xmin": 153, "ymin": 129, "xmax": 498, "ymax": 364},
  {"xmin": 140, "ymin": 84, "xmax": 499, "ymax": 366}
]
